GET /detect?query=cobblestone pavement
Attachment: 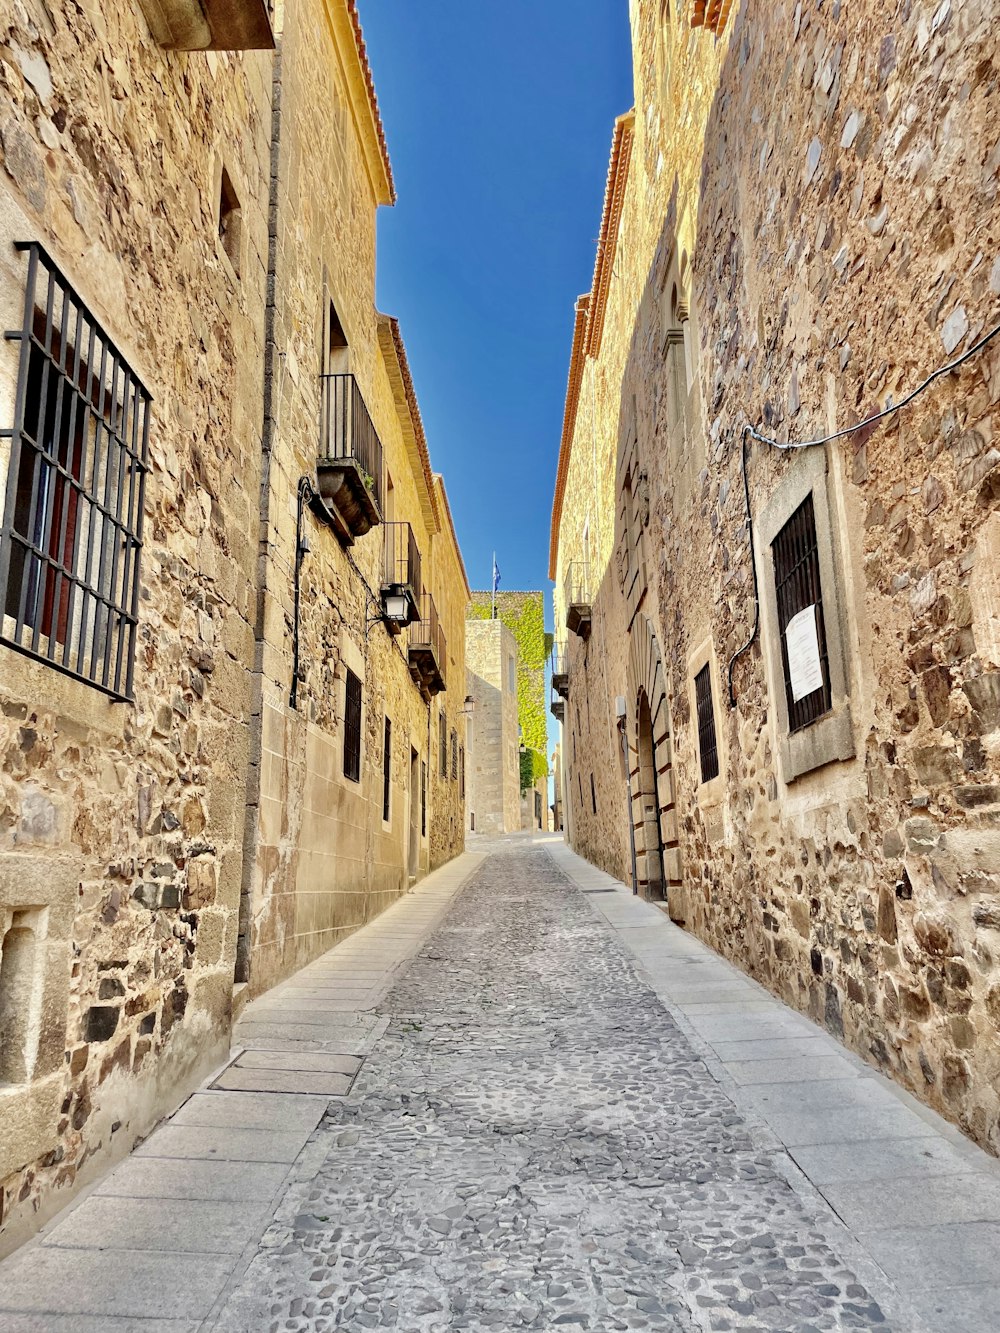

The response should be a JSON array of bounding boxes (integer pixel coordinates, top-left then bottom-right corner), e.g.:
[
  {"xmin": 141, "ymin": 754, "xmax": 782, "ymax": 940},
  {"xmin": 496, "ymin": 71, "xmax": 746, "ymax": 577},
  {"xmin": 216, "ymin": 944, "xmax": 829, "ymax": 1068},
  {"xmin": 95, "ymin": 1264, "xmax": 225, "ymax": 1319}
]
[{"xmin": 212, "ymin": 847, "xmax": 895, "ymax": 1333}]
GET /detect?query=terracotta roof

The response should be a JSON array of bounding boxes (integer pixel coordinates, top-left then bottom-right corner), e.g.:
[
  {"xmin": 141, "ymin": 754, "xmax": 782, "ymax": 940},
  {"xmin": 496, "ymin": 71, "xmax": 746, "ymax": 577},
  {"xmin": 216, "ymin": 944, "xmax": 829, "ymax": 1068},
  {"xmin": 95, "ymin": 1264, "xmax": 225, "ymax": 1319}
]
[
  {"xmin": 547, "ymin": 111, "xmax": 634, "ymax": 582},
  {"xmin": 547, "ymin": 294, "xmax": 590, "ymax": 581},
  {"xmin": 586, "ymin": 112, "xmax": 634, "ymax": 359},
  {"xmin": 434, "ymin": 474, "xmax": 472, "ymax": 600},
  {"xmin": 377, "ymin": 314, "xmax": 439, "ymax": 531},
  {"xmin": 346, "ymin": 0, "xmax": 396, "ymax": 205},
  {"xmin": 692, "ymin": 0, "xmax": 735, "ymax": 34}
]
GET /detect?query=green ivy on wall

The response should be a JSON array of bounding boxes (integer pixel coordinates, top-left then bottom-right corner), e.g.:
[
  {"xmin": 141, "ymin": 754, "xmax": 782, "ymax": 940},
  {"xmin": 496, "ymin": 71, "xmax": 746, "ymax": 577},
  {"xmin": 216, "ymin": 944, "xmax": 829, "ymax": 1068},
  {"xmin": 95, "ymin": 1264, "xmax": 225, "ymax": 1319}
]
[{"xmin": 469, "ymin": 590, "xmax": 548, "ymax": 793}]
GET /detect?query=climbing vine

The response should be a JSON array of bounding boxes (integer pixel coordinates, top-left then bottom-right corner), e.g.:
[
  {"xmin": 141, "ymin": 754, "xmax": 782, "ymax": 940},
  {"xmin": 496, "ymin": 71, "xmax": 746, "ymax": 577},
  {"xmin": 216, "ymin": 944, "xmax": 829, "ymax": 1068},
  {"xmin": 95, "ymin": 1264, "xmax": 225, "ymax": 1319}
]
[{"xmin": 469, "ymin": 591, "xmax": 549, "ymax": 792}]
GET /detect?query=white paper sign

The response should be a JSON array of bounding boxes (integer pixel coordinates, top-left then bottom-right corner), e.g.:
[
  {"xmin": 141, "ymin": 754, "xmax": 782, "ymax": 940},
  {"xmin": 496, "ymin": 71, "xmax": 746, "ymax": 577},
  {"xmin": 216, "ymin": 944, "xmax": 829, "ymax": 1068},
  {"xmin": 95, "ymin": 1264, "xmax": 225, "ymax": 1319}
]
[{"xmin": 784, "ymin": 605, "xmax": 824, "ymax": 702}]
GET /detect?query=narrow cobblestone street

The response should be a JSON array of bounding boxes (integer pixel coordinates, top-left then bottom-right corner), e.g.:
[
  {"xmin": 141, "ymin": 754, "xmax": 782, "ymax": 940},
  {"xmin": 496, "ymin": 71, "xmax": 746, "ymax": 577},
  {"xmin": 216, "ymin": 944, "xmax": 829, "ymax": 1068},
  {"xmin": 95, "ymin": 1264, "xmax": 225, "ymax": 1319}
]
[
  {"xmin": 215, "ymin": 844, "xmax": 898, "ymax": 1333},
  {"xmin": 3, "ymin": 838, "xmax": 1000, "ymax": 1332}
]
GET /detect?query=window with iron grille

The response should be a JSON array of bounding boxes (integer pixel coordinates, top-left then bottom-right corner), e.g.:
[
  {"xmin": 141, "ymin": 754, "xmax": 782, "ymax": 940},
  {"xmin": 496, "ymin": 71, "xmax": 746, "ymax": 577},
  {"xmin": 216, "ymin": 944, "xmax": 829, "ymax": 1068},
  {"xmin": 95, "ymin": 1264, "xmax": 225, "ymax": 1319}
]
[
  {"xmin": 0, "ymin": 243, "xmax": 150, "ymax": 699},
  {"xmin": 694, "ymin": 663, "xmax": 719, "ymax": 782},
  {"xmin": 439, "ymin": 711, "xmax": 447, "ymax": 778},
  {"xmin": 343, "ymin": 668, "xmax": 362, "ymax": 782},
  {"xmin": 459, "ymin": 745, "xmax": 465, "ymax": 800},
  {"xmin": 382, "ymin": 716, "xmax": 391, "ymax": 822},
  {"xmin": 450, "ymin": 729, "xmax": 458, "ymax": 781},
  {"xmin": 772, "ymin": 493, "xmax": 832, "ymax": 732},
  {"xmin": 420, "ymin": 760, "xmax": 426, "ymax": 837}
]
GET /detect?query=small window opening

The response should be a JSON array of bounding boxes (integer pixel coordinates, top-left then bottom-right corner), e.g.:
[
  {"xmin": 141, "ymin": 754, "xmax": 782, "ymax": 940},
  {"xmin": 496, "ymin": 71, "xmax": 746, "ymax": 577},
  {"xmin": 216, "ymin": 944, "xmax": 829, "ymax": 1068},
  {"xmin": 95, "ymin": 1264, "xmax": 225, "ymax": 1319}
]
[
  {"xmin": 0, "ymin": 911, "xmax": 40, "ymax": 1085},
  {"xmin": 343, "ymin": 668, "xmax": 362, "ymax": 782},
  {"xmin": 219, "ymin": 168, "xmax": 242, "ymax": 277},
  {"xmin": 772, "ymin": 493, "xmax": 833, "ymax": 732},
  {"xmin": 420, "ymin": 760, "xmax": 427, "ymax": 836},
  {"xmin": 590, "ymin": 773, "xmax": 597, "ymax": 814},
  {"xmin": 451, "ymin": 729, "xmax": 458, "ymax": 781},
  {"xmin": 326, "ymin": 299, "xmax": 349, "ymax": 375},
  {"xmin": 382, "ymin": 716, "xmax": 392, "ymax": 822},
  {"xmin": 439, "ymin": 711, "xmax": 448, "ymax": 778},
  {"xmin": 694, "ymin": 663, "xmax": 720, "ymax": 783}
]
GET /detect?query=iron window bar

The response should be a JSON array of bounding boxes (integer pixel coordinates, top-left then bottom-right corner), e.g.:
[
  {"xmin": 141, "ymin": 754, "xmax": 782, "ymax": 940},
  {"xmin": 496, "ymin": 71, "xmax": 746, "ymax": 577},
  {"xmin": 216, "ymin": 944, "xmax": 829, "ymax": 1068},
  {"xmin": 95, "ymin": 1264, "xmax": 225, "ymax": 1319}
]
[
  {"xmin": 382, "ymin": 716, "xmax": 392, "ymax": 822},
  {"xmin": 319, "ymin": 372, "xmax": 384, "ymax": 513},
  {"xmin": 0, "ymin": 242, "xmax": 150, "ymax": 701},
  {"xmin": 772, "ymin": 492, "xmax": 832, "ymax": 732},
  {"xmin": 694, "ymin": 663, "xmax": 720, "ymax": 783},
  {"xmin": 343, "ymin": 667, "xmax": 362, "ymax": 782}
]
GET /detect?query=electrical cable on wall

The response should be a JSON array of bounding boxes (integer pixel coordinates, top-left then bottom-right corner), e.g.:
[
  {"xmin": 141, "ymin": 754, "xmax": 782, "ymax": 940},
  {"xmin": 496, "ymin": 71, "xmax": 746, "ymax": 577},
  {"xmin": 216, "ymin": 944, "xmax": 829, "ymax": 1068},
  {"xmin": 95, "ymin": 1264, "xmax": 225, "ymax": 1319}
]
[{"xmin": 726, "ymin": 317, "xmax": 1000, "ymax": 708}]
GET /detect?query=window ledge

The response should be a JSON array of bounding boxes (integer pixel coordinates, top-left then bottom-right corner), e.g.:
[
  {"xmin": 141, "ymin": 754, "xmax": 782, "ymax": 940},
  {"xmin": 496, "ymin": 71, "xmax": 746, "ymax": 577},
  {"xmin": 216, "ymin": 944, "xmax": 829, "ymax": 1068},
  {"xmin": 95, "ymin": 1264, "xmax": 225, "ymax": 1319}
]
[
  {"xmin": 137, "ymin": 0, "xmax": 274, "ymax": 51},
  {"xmin": 696, "ymin": 773, "xmax": 725, "ymax": 808},
  {"xmin": 780, "ymin": 706, "xmax": 855, "ymax": 784}
]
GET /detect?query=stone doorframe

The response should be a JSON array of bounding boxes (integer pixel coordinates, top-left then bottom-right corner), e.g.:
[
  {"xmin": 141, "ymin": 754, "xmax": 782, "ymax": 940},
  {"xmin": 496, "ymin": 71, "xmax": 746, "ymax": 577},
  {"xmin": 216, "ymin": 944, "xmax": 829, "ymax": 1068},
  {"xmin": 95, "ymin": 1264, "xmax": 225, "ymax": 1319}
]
[{"xmin": 626, "ymin": 614, "xmax": 684, "ymax": 918}]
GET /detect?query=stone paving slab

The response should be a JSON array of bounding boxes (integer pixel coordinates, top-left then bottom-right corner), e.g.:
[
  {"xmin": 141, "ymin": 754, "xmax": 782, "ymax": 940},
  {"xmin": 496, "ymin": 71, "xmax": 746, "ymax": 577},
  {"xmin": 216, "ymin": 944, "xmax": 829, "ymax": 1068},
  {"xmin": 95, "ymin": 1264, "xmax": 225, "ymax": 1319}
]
[
  {"xmin": 211, "ymin": 1067, "xmax": 355, "ymax": 1095},
  {"xmin": 0, "ymin": 1319, "xmax": 200, "ymax": 1333},
  {"xmin": 93, "ymin": 1157, "xmax": 293, "ymax": 1202},
  {"xmin": 39, "ymin": 1196, "xmax": 270, "ymax": 1254},
  {"xmin": 132, "ymin": 1125, "xmax": 310, "ymax": 1162},
  {"xmin": 168, "ymin": 1090, "xmax": 322, "ymax": 1131},
  {"xmin": 0, "ymin": 1249, "xmax": 236, "ymax": 1318}
]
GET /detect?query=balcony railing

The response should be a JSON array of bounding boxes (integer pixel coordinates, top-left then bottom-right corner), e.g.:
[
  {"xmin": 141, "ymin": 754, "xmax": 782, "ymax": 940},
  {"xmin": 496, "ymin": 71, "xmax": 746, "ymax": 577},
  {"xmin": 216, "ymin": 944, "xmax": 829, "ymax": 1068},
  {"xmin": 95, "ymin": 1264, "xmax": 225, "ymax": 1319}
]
[
  {"xmin": 381, "ymin": 521, "xmax": 421, "ymax": 630},
  {"xmin": 408, "ymin": 592, "xmax": 447, "ymax": 697},
  {"xmin": 550, "ymin": 681, "xmax": 565, "ymax": 724},
  {"xmin": 563, "ymin": 561, "xmax": 592, "ymax": 639},
  {"xmin": 551, "ymin": 644, "xmax": 569, "ymax": 699},
  {"xmin": 317, "ymin": 373, "xmax": 383, "ymax": 541}
]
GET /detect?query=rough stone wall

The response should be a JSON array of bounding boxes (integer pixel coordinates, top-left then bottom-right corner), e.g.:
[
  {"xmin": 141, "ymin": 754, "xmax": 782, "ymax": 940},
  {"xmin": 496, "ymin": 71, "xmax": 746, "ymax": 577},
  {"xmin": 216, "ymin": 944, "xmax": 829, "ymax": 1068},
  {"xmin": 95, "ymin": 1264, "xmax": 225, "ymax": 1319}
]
[
  {"xmin": 0, "ymin": 3, "xmax": 271, "ymax": 1247},
  {"xmin": 555, "ymin": 0, "xmax": 1000, "ymax": 1152},
  {"xmin": 244, "ymin": 0, "xmax": 465, "ymax": 998},
  {"xmin": 427, "ymin": 477, "xmax": 468, "ymax": 871},
  {"xmin": 466, "ymin": 620, "xmax": 520, "ymax": 834}
]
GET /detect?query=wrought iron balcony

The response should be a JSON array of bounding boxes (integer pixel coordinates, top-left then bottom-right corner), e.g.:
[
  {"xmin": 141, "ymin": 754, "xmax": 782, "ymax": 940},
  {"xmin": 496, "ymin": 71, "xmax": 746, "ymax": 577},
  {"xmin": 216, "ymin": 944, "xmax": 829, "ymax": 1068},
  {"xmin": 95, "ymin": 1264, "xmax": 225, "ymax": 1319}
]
[
  {"xmin": 550, "ymin": 684, "xmax": 565, "ymax": 724},
  {"xmin": 408, "ymin": 592, "xmax": 447, "ymax": 698},
  {"xmin": 316, "ymin": 374, "xmax": 383, "ymax": 543},
  {"xmin": 563, "ymin": 561, "xmax": 592, "ymax": 640},
  {"xmin": 381, "ymin": 522, "xmax": 421, "ymax": 632},
  {"xmin": 551, "ymin": 644, "xmax": 570, "ymax": 699}
]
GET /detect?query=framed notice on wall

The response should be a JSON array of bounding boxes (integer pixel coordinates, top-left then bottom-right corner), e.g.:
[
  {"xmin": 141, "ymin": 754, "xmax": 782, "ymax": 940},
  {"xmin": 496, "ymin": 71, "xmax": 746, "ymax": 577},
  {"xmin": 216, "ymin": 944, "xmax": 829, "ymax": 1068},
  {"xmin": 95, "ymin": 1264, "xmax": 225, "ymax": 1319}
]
[{"xmin": 784, "ymin": 605, "xmax": 824, "ymax": 702}]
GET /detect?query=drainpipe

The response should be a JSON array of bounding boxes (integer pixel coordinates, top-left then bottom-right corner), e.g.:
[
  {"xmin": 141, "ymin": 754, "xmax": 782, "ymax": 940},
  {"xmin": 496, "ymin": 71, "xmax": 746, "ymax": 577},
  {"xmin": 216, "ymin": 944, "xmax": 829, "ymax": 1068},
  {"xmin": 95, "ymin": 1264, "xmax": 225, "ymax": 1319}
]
[{"xmin": 235, "ymin": 41, "xmax": 285, "ymax": 987}]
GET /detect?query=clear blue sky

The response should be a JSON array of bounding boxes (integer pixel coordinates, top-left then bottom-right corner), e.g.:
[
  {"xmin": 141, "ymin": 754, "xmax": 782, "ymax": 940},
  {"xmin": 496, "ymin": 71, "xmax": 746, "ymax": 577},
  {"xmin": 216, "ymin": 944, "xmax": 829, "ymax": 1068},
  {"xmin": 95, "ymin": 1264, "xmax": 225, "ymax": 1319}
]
[{"xmin": 359, "ymin": 1, "xmax": 634, "ymax": 600}]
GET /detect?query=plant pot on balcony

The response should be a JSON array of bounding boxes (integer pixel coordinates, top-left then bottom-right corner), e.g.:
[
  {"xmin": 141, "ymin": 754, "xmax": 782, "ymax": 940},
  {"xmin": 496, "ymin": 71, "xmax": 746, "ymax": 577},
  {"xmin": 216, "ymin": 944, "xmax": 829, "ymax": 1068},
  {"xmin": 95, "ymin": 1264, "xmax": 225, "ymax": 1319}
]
[{"xmin": 316, "ymin": 458, "xmax": 381, "ymax": 539}]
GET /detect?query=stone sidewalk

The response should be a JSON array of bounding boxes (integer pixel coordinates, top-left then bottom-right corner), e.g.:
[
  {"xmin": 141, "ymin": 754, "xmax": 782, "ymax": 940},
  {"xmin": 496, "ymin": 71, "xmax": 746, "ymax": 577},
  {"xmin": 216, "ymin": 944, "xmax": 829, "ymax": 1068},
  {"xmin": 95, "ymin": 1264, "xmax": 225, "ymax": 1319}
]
[{"xmin": 1, "ymin": 835, "xmax": 998, "ymax": 1331}]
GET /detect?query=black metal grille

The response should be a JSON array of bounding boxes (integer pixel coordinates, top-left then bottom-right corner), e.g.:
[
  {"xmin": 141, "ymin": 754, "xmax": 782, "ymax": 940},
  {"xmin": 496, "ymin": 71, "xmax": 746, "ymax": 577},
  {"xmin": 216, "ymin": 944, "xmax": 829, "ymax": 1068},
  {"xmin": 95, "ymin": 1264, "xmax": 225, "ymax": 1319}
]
[
  {"xmin": 343, "ymin": 668, "xmax": 362, "ymax": 782},
  {"xmin": 383, "ymin": 521, "xmax": 421, "ymax": 598},
  {"xmin": 772, "ymin": 492, "xmax": 832, "ymax": 732},
  {"xmin": 439, "ymin": 711, "xmax": 447, "ymax": 778},
  {"xmin": 459, "ymin": 745, "xmax": 465, "ymax": 800},
  {"xmin": 450, "ymin": 729, "xmax": 458, "ymax": 781},
  {"xmin": 420, "ymin": 760, "xmax": 427, "ymax": 836},
  {"xmin": 319, "ymin": 373, "xmax": 383, "ymax": 513},
  {"xmin": 0, "ymin": 243, "xmax": 150, "ymax": 700},
  {"xmin": 694, "ymin": 663, "xmax": 720, "ymax": 783},
  {"xmin": 382, "ymin": 716, "xmax": 392, "ymax": 822}
]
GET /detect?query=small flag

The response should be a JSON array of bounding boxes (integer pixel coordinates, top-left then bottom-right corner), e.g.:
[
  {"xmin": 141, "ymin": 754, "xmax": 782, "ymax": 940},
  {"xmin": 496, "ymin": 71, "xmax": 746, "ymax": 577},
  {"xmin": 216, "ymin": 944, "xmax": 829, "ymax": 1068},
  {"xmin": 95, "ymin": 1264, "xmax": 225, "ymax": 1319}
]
[{"xmin": 492, "ymin": 555, "xmax": 501, "ymax": 594}]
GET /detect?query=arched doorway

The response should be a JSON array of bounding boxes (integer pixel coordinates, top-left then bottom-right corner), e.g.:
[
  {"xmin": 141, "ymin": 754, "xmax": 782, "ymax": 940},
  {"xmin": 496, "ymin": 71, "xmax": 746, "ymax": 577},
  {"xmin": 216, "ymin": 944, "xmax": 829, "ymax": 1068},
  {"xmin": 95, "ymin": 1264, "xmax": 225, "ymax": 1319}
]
[
  {"xmin": 635, "ymin": 689, "xmax": 665, "ymax": 901},
  {"xmin": 626, "ymin": 614, "xmax": 683, "ymax": 916}
]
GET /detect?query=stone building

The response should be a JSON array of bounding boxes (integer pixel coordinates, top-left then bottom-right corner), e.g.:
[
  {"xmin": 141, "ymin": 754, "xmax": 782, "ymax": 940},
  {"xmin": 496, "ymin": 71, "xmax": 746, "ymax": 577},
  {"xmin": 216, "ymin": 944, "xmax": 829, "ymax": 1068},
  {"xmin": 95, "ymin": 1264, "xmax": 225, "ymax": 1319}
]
[
  {"xmin": 0, "ymin": 0, "xmax": 273, "ymax": 1248},
  {"xmin": 469, "ymin": 590, "xmax": 548, "ymax": 831},
  {"xmin": 551, "ymin": 0, "xmax": 1000, "ymax": 1154},
  {"xmin": 466, "ymin": 618, "xmax": 521, "ymax": 835},
  {"xmin": 0, "ymin": 0, "xmax": 468, "ymax": 1249},
  {"xmin": 240, "ymin": 0, "xmax": 470, "ymax": 991}
]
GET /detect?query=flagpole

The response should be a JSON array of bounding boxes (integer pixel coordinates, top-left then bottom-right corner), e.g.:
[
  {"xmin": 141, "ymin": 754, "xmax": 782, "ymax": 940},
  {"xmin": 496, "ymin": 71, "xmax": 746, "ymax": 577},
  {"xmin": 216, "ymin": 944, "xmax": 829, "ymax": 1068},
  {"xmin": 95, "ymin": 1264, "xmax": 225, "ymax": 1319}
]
[{"xmin": 491, "ymin": 552, "xmax": 496, "ymax": 620}]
